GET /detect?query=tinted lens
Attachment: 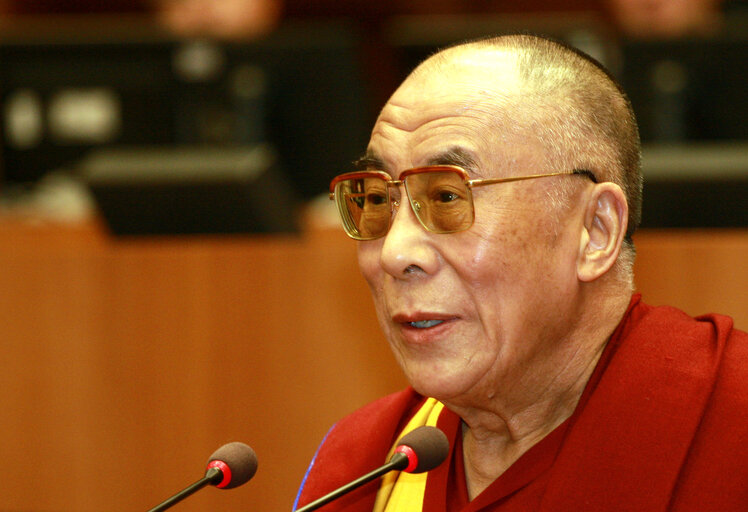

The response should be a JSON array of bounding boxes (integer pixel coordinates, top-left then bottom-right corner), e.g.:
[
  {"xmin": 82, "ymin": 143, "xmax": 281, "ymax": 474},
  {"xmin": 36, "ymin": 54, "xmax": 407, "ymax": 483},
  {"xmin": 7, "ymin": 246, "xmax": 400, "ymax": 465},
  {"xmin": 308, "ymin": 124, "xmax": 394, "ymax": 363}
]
[
  {"xmin": 334, "ymin": 176, "xmax": 391, "ymax": 239},
  {"xmin": 404, "ymin": 171, "xmax": 474, "ymax": 233}
]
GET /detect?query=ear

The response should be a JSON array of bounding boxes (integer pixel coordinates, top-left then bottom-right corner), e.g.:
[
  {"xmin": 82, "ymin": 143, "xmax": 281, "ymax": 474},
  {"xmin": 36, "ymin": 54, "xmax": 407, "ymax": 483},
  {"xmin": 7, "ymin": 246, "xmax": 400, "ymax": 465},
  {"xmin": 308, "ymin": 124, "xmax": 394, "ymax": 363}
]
[{"xmin": 577, "ymin": 183, "xmax": 628, "ymax": 282}]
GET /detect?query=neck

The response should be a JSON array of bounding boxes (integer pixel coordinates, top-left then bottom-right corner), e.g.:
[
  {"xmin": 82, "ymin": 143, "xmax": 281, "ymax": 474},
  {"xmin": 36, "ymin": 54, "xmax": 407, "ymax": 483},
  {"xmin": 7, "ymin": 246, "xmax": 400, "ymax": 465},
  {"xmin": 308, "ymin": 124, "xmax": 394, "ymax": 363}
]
[{"xmin": 447, "ymin": 288, "xmax": 631, "ymax": 499}]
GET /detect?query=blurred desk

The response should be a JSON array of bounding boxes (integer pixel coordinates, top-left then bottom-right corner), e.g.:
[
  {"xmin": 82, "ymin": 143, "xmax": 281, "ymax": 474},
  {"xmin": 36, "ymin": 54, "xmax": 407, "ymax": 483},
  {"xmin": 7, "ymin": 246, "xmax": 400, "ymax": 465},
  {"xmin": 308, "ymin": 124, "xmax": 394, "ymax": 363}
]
[{"xmin": 0, "ymin": 219, "xmax": 745, "ymax": 511}]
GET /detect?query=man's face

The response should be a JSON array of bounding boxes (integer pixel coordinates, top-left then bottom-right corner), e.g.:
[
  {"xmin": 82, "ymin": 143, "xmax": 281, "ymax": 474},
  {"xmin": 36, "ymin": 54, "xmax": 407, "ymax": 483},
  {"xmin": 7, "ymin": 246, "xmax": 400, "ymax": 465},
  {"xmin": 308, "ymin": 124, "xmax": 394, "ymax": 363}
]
[{"xmin": 357, "ymin": 58, "xmax": 588, "ymax": 406}]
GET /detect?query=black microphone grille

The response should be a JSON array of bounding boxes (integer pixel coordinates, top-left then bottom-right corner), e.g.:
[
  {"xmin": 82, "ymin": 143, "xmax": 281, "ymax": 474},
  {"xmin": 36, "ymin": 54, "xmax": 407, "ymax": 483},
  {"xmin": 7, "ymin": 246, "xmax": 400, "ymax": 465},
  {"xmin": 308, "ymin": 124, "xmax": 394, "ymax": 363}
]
[
  {"xmin": 396, "ymin": 426, "xmax": 449, "ymax": 473},
  {"xmin": 207, "ymin": 442, "xmax": 258, "ymax": 489}
]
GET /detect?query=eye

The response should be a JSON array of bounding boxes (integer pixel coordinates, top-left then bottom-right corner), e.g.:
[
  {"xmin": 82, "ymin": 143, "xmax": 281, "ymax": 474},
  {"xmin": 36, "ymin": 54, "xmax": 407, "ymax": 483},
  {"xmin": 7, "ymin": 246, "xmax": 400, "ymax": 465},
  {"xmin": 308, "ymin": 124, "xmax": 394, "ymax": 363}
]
[
  {"xmin": 438, "ymin": 191, "xmax": 459, "ymax": 203},
  {"xmin": 367, "ymin": 192, "xmax": 388, "ymax": 206},
  {"xmin": 429, "ymin": 185, "xmax": 465, "ymax": 205}
]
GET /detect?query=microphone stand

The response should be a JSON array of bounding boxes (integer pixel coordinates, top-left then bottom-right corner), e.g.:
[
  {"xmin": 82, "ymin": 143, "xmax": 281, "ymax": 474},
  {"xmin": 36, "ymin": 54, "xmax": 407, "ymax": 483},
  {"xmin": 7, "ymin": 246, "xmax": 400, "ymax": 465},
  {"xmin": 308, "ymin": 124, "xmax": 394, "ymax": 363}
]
[
  {"xmin": 295, "ymin": 453, "xmax": 407, "ymax": 512},
  {"xmin": 147, "ymin": 467, "xmax": 222, "ymax": 512}
]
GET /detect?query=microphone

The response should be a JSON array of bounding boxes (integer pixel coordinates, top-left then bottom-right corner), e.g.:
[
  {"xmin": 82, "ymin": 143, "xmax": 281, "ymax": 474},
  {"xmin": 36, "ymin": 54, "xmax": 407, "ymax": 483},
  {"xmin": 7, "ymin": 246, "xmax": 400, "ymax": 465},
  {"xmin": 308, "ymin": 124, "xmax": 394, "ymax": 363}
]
[
  {"xmin": 147, "ymin": 442, "xmax": 258, "ymax": 512},
  {"xmin": 295, "ymin": 426, "xmax": 449, "ymax": 512}
]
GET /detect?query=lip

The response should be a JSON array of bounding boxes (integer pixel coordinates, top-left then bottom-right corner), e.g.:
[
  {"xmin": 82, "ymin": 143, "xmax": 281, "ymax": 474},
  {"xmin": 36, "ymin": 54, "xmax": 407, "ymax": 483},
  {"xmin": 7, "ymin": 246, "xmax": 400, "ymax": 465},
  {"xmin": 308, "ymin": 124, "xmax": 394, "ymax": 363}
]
[{"xmin": 392, "ymin": 312, "xmax": 458, "ymax": 344}]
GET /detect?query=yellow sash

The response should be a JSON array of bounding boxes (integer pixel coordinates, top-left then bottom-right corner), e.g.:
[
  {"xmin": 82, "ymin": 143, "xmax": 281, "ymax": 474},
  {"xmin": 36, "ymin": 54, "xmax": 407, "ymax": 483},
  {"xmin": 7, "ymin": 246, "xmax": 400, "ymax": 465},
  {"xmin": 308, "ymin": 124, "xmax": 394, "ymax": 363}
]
[{"xmin": 373, "ymin": 398, "xmax": 446, "ymax": 512}]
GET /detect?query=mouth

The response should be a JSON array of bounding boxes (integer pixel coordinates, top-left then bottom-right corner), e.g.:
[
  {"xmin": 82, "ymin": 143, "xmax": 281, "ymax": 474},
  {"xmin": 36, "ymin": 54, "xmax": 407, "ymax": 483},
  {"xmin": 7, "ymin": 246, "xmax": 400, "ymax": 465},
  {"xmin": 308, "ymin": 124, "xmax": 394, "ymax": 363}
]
[
  {"xmin": 407, "ymin": 319, "xmax": 445, "ymax": 329},
  {"xmin": 393, "ymin": 313, "xmax": 456, "ymax": 344},
  {"xmin": 392, "ymin": 313, "xmax": 455, "ymax": 331}
]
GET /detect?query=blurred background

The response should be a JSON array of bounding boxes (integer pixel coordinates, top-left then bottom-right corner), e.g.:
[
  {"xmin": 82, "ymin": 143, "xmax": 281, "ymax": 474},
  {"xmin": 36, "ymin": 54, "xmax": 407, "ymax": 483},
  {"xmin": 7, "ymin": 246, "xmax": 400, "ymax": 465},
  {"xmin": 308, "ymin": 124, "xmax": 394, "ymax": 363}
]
[{"xmin": 0, "ymin": 1, "xmax": 746, "ymax": 511}]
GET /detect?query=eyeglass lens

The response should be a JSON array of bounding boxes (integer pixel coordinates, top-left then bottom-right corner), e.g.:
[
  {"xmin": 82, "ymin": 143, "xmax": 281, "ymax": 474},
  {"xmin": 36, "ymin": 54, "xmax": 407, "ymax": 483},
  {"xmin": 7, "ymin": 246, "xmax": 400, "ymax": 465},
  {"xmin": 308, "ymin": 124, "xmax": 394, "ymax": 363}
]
[{"xmin": 334, "ymin": 170, "xmax": 475, "ymax": 240}]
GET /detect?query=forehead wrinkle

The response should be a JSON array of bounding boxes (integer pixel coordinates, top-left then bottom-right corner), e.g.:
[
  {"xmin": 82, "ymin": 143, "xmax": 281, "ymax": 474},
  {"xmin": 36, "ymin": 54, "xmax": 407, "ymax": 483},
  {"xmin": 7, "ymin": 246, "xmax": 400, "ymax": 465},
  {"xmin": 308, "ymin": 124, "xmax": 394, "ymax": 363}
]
[
  {"xmin": 375, "ymin": 99, "xmax": 425, "ymax": 134},
  {"xmin": 403, "ymin": 59, "xmax": 527, "ymax": 130},
  {"xmin": 380, "ymin": 78, "xmax": 503, "ymax": 130},
  {"xmin": 375, "ymin": 103, "xmax": 498, "ymax": 149},
  {"xmin": 371, "ymin": 70, "xmax": 528, "ymax": 176}
]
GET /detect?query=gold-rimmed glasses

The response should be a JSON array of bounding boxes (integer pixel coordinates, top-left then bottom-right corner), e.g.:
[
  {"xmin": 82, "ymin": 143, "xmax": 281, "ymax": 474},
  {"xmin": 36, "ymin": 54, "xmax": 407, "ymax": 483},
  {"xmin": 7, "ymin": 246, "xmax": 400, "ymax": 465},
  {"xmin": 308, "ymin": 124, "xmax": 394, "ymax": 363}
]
[{"xmin": 329, "ymin": 165, "xmax": 597, "ymax": 241}]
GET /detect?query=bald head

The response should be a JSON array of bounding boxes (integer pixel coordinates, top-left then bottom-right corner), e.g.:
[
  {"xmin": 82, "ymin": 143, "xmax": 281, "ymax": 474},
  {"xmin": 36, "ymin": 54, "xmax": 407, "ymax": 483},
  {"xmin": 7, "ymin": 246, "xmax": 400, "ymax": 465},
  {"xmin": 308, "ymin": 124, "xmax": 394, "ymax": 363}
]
[{"xmin": 405, "ymin": 35, "xmax": 642, "ymax": 247}]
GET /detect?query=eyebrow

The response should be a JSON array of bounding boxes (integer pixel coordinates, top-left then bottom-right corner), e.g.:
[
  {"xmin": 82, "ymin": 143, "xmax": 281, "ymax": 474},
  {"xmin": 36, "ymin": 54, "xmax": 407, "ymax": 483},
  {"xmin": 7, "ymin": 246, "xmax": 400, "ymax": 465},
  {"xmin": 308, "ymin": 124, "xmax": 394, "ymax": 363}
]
[
  {"xmin": 354, "ymin": 146, "xmax": 479, "ymax": 173},
  {"xmin": 353, "ymin": 150, "xmax": 385, "ymax": 171},
  {"xmin": 426, "ymin": 147, "xmax": 479, "ymax": 171}
]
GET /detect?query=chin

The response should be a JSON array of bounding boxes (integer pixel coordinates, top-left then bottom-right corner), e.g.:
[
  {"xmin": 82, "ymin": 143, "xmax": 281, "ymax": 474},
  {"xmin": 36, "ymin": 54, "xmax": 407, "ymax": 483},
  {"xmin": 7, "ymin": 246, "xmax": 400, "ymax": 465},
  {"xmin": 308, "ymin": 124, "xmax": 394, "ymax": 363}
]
[
  {"xmin": 390, "ymin": 340, "xmax": 488, "ymax": 401},
  {"xmin": 404, "ymin": 367, "xmax": 473, "ymax": 402}
]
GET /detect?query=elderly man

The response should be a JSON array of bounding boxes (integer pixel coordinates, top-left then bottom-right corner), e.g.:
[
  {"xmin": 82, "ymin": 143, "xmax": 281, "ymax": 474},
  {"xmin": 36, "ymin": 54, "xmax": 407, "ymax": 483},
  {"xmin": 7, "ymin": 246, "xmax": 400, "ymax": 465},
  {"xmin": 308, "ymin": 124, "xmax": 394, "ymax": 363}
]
[{"xmin": 294, "ymin": 34, "xmax": 748, "ymax": 511}]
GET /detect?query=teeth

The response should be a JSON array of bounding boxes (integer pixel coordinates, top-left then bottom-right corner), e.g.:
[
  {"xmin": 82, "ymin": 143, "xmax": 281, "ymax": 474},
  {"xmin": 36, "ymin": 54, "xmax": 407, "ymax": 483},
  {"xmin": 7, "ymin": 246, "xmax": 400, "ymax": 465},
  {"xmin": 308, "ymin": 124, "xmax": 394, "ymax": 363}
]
[{"xmin": 409, "ymin": 320, "xmax": 444, "ymax": 328}]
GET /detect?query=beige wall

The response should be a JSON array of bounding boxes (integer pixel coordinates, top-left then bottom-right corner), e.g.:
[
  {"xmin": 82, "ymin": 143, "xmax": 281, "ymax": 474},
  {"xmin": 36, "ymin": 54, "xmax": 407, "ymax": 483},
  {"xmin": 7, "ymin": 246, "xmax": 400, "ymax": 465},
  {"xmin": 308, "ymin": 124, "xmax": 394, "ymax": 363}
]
[{"xmin": 0, "ymin": 220, "xmax": 745, "ymax": 511}]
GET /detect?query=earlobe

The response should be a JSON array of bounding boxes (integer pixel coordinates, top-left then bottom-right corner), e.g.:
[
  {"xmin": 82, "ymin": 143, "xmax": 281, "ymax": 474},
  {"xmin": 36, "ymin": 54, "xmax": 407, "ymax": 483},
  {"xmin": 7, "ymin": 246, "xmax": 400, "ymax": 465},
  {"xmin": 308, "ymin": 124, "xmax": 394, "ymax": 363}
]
[{"xmin": 577, "ymin": 183, "xmax": 628, "ymax": 282}]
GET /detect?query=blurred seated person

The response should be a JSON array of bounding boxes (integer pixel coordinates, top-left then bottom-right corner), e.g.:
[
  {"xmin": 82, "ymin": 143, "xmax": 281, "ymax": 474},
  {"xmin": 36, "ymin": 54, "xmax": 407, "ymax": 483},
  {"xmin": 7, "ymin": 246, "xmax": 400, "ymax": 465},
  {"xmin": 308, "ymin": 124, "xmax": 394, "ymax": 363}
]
[
  {"xmin": 0, "ymin": 0, "xmax": 281, "ymax": 39},
  {"xmin": 605, "ymin": 0, "xmax": 725, "ymax": 38},
  {"xmin": 152, "ymin": 0, "xmax": 281, "ymax": 39}
]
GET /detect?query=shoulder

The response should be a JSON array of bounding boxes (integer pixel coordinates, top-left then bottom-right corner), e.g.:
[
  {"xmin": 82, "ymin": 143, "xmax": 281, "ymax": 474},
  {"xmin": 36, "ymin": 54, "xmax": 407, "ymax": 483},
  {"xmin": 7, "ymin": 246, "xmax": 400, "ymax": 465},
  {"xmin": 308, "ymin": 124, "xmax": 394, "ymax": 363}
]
[
  {"xmin": 626, "ymin": 298, "xmax": 746, "ymax": 361},
  {"xmin": 630, "ymin": 307, "xmax": 748, "ymax": 506},
  {"xmin": 628, "ymin": 298, "xmax": 741, "ymax": 343},
  {"xmin": 294, "ymin": 388, "xmax": 426, "ymax": 511},
  {"xmin": 626, "ymin": 298, "xmax": 748, "ymax": 407},
  {"xmin": 312, "ymin": 387, "xmax": 425, "ymax": 470}
]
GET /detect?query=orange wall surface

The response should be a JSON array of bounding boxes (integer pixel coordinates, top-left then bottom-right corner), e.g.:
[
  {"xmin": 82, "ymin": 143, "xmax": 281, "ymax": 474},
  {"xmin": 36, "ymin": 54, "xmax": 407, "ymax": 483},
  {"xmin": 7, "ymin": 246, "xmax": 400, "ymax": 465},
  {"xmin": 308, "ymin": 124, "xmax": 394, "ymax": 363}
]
[{"xmin": 0, "ymin": 221, "xmax": 745, "ymax": 512}]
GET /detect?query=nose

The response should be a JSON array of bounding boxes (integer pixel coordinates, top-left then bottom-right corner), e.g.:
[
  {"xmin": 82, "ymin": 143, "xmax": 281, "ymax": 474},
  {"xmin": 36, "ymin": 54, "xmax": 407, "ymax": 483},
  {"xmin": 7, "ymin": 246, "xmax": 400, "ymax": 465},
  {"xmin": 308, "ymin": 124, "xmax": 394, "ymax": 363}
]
[{"xmin": 379, "ymin": 192, "xmax": 440, "ymax": 278}]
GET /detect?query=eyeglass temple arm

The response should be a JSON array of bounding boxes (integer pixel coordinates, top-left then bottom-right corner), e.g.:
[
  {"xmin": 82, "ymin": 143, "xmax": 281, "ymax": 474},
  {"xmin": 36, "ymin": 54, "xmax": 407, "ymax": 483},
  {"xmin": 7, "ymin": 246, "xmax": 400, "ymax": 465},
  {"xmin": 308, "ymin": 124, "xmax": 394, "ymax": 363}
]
[{"xmin": 467, "ymin": 169, "xmax": 597, "ymax": 188}]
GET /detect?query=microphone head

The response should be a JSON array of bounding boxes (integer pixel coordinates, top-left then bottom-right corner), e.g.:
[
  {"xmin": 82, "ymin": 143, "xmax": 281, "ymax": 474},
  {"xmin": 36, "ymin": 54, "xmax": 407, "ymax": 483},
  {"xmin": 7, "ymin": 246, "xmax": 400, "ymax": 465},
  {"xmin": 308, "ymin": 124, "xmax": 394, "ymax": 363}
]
[
  {"xmin": 206, "ymin": 442, "xmax": 258, "ymax": 489},
  {"xmin": 393, "ymin": 426, "xmax": 449, "ymax": 473}
]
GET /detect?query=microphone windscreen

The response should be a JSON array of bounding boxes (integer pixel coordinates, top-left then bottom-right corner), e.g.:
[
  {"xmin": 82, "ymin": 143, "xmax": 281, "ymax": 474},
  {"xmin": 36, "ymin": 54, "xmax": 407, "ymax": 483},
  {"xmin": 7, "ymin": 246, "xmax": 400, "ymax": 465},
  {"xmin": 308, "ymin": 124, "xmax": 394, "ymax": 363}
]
[
  {"xmin": 207, "ymin": 442, "xmax": 258, "ymax": 489},
  {"xmin": 396, "ymin": 426, "xmax": 449, "ymax": 473}
]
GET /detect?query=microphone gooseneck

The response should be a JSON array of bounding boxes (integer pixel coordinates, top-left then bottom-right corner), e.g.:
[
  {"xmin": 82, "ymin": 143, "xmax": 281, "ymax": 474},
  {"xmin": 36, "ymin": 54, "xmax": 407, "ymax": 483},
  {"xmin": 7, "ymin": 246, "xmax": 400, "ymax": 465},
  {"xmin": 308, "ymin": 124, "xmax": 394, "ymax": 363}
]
[
  {"xmin": 146, "ymin": 441, "xmax": 257, "ymax": 512},
  {"xmin": 295, "ymin": 426, "xmax": 449, "ymax": 512}
]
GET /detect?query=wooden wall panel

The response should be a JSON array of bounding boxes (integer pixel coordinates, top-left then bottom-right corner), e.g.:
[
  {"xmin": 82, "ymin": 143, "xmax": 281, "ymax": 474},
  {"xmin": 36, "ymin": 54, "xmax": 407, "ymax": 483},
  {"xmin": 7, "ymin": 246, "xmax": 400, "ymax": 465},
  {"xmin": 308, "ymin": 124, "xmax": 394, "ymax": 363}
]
[
  {"xmin": 634, "ymin": 229, "xmax": 748, "ymax": 330},
  {"xmin": 0, "ymin": 221, "xmax": 745, "ymax": 512},
  {"xmin": 0, "ymin": 222, "xmax": 405, "ymax": 512}
]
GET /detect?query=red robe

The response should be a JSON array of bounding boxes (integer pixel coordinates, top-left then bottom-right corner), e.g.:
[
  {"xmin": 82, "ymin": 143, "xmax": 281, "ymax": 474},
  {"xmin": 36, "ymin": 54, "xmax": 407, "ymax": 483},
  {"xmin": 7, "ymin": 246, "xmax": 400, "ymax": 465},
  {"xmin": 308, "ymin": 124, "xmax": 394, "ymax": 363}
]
[{"xmin": 294, "ymin": 295, "xmax": 748, "ymax": 511}]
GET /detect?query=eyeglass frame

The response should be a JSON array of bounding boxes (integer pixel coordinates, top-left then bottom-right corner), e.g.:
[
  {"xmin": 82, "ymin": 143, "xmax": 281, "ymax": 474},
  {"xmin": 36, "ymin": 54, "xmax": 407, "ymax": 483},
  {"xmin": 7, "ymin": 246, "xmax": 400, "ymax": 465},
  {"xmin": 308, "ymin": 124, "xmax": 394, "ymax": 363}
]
[{"xmin": 328, "ymin": 165, "xmax": 598, "ymax": 240}]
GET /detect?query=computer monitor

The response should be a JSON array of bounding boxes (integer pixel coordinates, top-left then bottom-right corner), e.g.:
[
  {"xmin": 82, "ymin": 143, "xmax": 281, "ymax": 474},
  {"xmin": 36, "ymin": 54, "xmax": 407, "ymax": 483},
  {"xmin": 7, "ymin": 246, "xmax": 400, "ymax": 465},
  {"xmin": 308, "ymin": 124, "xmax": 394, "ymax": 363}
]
[
  {"xmin": 618, "ymin": 32, "xmax": 748, "ymax": 142},
  {"xmin": 0, "ymin": 20, "xmax": 372, "ymax": 201}
]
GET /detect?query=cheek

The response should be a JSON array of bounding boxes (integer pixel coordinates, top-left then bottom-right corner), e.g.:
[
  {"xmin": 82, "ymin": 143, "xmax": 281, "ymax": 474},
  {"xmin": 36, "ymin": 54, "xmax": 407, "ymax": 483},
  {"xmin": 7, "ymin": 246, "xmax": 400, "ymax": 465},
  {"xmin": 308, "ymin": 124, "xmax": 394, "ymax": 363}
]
[
  {"xmin": 455, "ymin": 211, "xmax": 534, "ymax": 279},
  {"xmin": 357, "ymin": 242, "xmax": 383, "ymax": 290},
  {"xmin": 453, "ymin": 205, "xmax": 568, "ymax": 294},
  {"xmin": 458, "ymin": 235, "xmax": 509, "ymax": 287}
]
